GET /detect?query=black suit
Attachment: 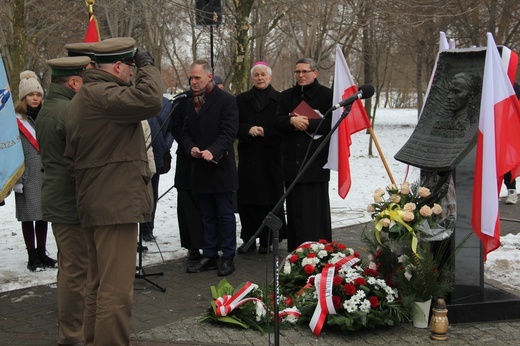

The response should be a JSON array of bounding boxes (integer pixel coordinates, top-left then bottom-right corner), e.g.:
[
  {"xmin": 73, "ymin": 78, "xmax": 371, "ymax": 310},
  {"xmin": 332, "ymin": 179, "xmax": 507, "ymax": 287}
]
[{"xmin": 181, "ymin": 86, "xmax": 239, "ymax": 258}]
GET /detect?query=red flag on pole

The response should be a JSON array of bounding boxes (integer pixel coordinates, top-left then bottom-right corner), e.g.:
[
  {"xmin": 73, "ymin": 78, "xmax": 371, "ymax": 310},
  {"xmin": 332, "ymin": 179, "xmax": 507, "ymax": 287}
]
[
  {"xmin": 84, "ymin": 12, "xmax": 100, "ymax": 43},
  {"xmin": 324, "ymin": 45, "xmax": 371, "ymax": 199},
  {"xmin": 471, "ymin": 33, "xmax": 520, "ymax": 261}
]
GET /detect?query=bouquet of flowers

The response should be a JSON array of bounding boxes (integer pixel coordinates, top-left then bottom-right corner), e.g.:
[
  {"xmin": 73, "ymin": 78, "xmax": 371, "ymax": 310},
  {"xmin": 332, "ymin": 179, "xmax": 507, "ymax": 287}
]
[
  {"xmin": 367, "ymin": 181, "xmax": 446, "ymax": 255},
  {"xmin": 199, "ymin": 278, "xmax": 269, "ymax": 332},
  {"xmin": 363, "ymin": 181, "xmax": 456, "ymax": 309},
  {"xmin": 199, "ymin": 278, "xmax": 302, "ymax": 332}
]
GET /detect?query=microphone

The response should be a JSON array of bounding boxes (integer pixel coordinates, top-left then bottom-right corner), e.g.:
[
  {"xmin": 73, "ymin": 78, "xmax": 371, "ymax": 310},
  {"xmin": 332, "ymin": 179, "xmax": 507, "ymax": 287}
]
[
  {"xmin": 170, "ymin": 90, "xmax": 194, "ymax": 102},
  {"xmin": 332, "ymin": 84, "xmax": 375, "ymax": 110}
]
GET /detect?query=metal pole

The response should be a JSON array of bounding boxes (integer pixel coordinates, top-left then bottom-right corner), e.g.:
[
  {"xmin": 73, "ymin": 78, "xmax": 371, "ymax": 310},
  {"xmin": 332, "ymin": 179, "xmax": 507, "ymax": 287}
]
[{"xmin": 210, "ymin": 26, "xmax": 215, "ymax": 72}]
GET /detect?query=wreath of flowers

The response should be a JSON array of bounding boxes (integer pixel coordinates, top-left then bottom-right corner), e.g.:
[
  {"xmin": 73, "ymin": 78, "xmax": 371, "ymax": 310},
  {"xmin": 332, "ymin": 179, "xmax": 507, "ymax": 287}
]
[{"xmin": 200, "ymin": 240, "xmax": 407, "ymax": 335}]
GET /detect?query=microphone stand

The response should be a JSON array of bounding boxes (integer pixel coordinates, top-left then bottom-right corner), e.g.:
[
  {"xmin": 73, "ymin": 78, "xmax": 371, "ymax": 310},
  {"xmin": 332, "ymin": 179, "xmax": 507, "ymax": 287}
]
[
  {"xmin": 136, "ymin": 97, "xmax": 183, "ymax": 292},
  {"xmin": 241, "ymin": 103, "xmax": 354, "ymax": 346}
]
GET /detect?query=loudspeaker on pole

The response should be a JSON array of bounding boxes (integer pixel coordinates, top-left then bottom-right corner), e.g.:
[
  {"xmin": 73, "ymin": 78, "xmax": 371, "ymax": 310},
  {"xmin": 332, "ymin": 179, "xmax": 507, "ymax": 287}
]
[{"xmin": 195, "ymin": 0, "xmax": 222, "ymax": 26}]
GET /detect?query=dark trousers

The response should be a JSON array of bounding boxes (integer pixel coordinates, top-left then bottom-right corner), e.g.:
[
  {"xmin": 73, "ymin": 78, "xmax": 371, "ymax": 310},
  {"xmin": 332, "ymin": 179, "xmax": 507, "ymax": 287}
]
[
  {"xmin": 177, "ymin": 189, "xmax": 204, "ymax": 250},
  {"xmin": 198, "ymin": 192, "xmax": 236, "ymax": 259},
  {"xmin": 504, "ymin": 171, "xmax": 517, "ymax": 190}
]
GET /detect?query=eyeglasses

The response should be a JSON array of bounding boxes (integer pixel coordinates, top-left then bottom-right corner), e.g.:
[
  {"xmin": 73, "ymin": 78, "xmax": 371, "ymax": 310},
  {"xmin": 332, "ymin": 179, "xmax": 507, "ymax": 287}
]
[
  {"xmin": 120, "ymin": 58, "xmax": 136, "ymax": 69},
  {"xmin": 294, "ymin": 70, "xmax": 315, "ymax": 75}
]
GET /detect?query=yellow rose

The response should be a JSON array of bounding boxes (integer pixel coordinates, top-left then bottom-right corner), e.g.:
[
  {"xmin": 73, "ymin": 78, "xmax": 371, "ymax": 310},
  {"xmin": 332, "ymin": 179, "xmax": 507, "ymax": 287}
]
[
  {"xmin": 432, "ymin": 203, "xmax": 443, "ymax": 215},
  {"xmin": 391, "ymin": 194, "xmax": 401, "ymax": 203},
  {"xmin": 373, "ymin": 194, "xmax": 383, "ymax": 203},
  {"xmin": 380, "ymin": 218, "xmax": 391, "ymax": 227},
  {"xmin": 418, "ymin": 187, "xmax": 431, "ymax": 198},
  {"xmin": 403, "ymin": 202, "xmax": 416, "ymax": 212},
  {"xmin": 374, "ymin": 188, "xmax": 385, "ymax": 196},
  {"xmin": 403, "ymin": 211, "xmax": 415, "ymax": 222},
  {"xmin": 386, "ymin": 184, "xmax": 398, "ymax": 192},
  {"xmin": 420, "ymin": 205, "xmax": 433, "ymax": 217},
  {"xmin": 400, "ymin": 182, "xmax": 410, "ymax": 195}
]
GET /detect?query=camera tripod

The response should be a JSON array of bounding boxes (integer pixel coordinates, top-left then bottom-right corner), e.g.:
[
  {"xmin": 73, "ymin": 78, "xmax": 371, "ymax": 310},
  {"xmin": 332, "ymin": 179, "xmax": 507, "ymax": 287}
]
[{"xmin": 135, "ymin": 224, "xmax": 166, "ymax": 292}]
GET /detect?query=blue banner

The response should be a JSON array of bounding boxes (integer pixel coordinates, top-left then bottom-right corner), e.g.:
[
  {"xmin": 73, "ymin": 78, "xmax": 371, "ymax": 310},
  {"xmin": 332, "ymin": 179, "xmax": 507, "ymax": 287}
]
[{"xmin": 0, "ymin": 55, "xmax": 24, "ymax": 201}]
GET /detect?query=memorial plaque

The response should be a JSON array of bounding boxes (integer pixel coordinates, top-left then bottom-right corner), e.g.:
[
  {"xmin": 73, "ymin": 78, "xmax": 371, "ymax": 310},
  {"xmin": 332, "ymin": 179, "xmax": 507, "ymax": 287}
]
[{"xmin": 395, "ymin": 49, "xmax": 486, "ymax": 171}]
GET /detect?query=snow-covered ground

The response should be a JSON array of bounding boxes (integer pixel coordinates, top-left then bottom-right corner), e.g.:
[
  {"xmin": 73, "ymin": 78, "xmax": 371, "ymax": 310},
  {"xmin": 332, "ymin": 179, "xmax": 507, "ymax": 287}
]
[{"xmin": 1, "ymin": 107, "xmax": 518, "ymax": 293}]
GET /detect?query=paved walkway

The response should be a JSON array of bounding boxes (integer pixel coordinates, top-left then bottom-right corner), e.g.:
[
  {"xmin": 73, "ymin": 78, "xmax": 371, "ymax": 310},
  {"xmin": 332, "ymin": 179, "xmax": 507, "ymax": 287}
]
[{"xmin": 1, "ymin": 198, "xmax": 519, "ymax": 345}]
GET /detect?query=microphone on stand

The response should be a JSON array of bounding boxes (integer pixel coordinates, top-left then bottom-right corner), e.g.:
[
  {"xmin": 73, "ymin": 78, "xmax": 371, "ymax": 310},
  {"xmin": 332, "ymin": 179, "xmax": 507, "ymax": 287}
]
[
  {"xmin": 332, "ymin": 84, "xmax": 375, "ymax": 110},
  {"xmin": 170, "ymin": 90, "xmax": 194, "ymax": 102}
]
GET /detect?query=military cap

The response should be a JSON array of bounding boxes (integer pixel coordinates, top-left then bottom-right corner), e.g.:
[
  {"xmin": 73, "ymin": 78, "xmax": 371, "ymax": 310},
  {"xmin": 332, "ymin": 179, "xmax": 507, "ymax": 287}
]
[
  {"xmin": 47, "ymin": 56, "xmax": 92, "ymax": 77},
  {"xmin": 64, "ymin": 42, "xmax": 96, "ymax": 62},
  {"xmin": 90, "ymin": 37, "xmax": 136, "ymax": 64}
]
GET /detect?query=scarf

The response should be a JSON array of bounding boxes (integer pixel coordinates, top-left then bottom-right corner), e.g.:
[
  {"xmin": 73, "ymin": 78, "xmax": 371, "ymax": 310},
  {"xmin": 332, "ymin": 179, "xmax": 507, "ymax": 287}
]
[
  {"xmin": 26, "ymin": 104, "xmax": 42, "ymax": 121},
  {"xmin": 192, "ymin": 80, "xmax": 215, "ymax": 114},
  {"xmin": 252, "ymin": 85, "xmax": 271, "ymax": 111}
]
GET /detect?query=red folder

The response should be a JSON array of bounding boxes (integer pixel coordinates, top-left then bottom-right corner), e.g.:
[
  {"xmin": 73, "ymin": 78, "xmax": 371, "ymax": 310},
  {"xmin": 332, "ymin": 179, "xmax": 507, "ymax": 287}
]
[{"xmin": 290, "ymin": 100, "xmax": 322, "ymax": 119}]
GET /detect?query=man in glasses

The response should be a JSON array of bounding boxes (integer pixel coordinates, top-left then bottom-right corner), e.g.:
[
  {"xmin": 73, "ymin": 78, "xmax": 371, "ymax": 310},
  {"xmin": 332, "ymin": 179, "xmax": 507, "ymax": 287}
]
[
  {"xmin": 64, "ymin": 37, "xmax": 163, "ymax": 346},
  {"xmin": 273, "ymin": 58, "xmax": 333, "ymax": 252}
]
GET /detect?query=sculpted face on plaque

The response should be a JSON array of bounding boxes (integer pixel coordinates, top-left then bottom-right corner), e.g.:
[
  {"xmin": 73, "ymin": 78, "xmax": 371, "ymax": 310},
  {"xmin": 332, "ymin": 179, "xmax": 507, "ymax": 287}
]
[{"xmin": 431, "ymin": 72, "xmax": 481, "ymax": 137}]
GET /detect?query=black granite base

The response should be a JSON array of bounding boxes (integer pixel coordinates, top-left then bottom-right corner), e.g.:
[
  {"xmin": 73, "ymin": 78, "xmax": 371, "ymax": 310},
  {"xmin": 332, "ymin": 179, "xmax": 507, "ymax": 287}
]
[{"xmin": 447, "ymin": 284, "xmax": 520, "ymax": 323}]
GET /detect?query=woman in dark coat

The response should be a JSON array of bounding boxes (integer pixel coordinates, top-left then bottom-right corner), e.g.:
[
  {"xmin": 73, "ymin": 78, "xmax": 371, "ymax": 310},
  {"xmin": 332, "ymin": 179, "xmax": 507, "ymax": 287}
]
[
  {"xmin": 236, "ymin": 61, "xmax": 286, "ymax": 253},
  {"xmin": 171, "ymin": 97, "xmax": 204, "ymax": 259},
  {"xmin": 14, "ymin": 70, "xmax": 56, "ymax": 270}
]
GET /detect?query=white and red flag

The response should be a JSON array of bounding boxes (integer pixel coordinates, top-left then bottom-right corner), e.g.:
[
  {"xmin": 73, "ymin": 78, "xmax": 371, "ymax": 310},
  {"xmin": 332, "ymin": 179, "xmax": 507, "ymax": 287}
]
[
  {"xmin": 472, "ymin": 33, "xmax": 520, "ymax": 261},
  {"xmin": 324, "ymin": 45, "xmax": 371, "ymax": 199},
  {"xmin": 84, "ymin": 6, "xmax": 101, "ymax": 43}
]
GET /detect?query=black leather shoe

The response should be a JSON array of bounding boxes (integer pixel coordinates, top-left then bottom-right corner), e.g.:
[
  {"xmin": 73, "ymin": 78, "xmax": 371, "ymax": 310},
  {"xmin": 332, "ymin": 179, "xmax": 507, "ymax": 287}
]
[
  {"xmin": 237, "ymin": 243, "xmax": 256, "ymax": 253},
  {"xmin": 186, "ymin": 256, "xmax": 218, "ymax": 273},
  {"xmin": 142, "ymin": 232, "xmax": 155, "ymax": 242},
  {"xmin": 218, "ymin": 258, "xmax": 235, "ymax": 276},
  {"xmin": 187, "ymin": 249, "xmax": 201, "ymax": 261}
]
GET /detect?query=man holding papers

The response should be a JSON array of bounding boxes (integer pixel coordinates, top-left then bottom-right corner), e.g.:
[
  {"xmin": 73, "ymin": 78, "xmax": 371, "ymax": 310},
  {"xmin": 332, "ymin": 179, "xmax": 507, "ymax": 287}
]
[{"xmin": 273, "ymin": 58, "xmax": 333, "ymax": 251}]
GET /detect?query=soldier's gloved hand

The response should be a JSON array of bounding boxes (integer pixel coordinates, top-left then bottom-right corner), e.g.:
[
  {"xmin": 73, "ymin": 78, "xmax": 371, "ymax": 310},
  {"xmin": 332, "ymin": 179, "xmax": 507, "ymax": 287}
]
[{"xmin": 134, "ymin": 49, "xmax": 154, "ymax": 68}]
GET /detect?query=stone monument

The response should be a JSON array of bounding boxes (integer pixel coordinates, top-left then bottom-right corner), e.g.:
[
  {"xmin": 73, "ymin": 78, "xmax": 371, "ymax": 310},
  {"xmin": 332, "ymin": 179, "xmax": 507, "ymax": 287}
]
[{"xmin": 395, "ymin": 47, "xmax": 520, "ymax": 323}]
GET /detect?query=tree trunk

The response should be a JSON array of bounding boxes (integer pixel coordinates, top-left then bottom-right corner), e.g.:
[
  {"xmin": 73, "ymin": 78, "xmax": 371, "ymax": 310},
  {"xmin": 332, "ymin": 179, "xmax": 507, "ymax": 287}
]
[{"xmin": 12, "ymin": 0, "xmax": 26, "ymax": 101}]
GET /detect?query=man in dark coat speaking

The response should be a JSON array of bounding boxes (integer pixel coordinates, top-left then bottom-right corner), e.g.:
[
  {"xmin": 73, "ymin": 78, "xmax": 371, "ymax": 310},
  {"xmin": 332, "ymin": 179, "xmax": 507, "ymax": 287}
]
[{"xmin": 182, "ymin": 60, "xmax": 239, "ymax": 276}]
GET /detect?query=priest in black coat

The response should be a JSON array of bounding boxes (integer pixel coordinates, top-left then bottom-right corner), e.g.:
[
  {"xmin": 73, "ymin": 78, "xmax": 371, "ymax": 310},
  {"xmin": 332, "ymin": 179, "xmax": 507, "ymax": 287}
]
[
  {"xmin": 236, "ymin": 61, "xmax": 286, "ymax": 254},
  {"xmin": 273, "ymin": 58, "xmax": 333, "ymax": 252}
]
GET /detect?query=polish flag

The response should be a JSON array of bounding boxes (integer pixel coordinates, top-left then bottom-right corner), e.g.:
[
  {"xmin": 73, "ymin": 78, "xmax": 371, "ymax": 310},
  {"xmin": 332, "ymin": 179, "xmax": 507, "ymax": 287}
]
[
  {"xmin": 472, "ymin": 33, "xmax": 520, "ymax": 261},
  {"xmin": 324, "ymin": 45, "xmax": 371, "ymax": 199}
]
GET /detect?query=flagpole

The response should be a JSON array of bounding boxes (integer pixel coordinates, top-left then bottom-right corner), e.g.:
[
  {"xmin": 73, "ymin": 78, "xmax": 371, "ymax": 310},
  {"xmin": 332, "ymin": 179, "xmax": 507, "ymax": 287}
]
[
  {"xmin": 367, "ymin": 127, "xmax": 396, "ymax": 185},
  {"xmin": 86, "ymin": 0, "xmax": 95, "ymax": 16}
]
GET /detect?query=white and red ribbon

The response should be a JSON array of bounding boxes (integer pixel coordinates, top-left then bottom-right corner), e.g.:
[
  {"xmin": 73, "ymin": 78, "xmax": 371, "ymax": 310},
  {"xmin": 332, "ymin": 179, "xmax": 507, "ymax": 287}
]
[
  {"xmin": 333, "ymin": 254, "xmax": 360, "ymax": 272},
  {"xmin": 16, "ymin": 115, "xmax": 39, "ymax": 151},
  {"xmin": 278, "ymin": 307, "xmax": 301, "ymax": 321},
  {"xmin": 309, "ymin": 266, "xmax": 336, "ymax": 336},
  {"xmin": 214, "ymin": 282, "xmax": 261, "ymax": 317},
  {"xmin": 308, "ymin": 255, "xmax": 360, "ymax": 336}
]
